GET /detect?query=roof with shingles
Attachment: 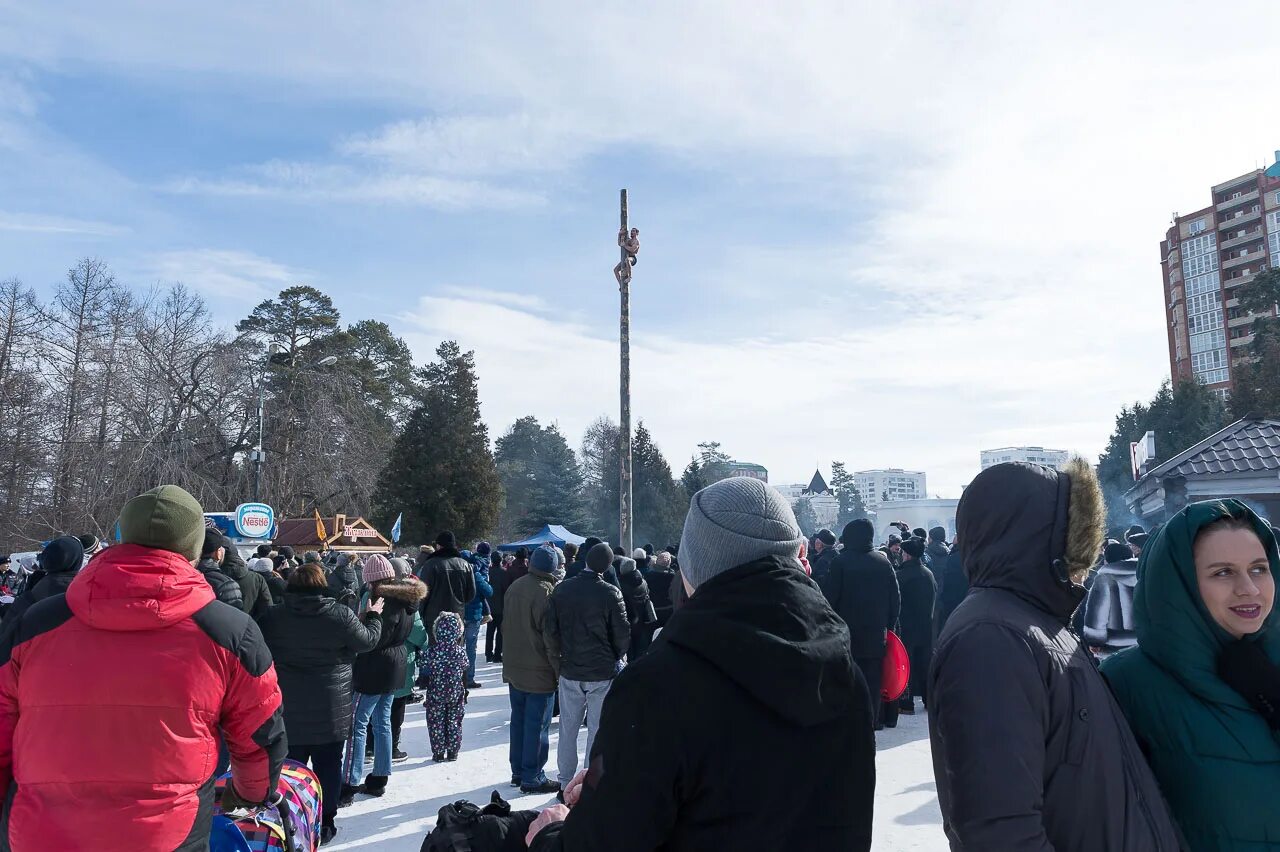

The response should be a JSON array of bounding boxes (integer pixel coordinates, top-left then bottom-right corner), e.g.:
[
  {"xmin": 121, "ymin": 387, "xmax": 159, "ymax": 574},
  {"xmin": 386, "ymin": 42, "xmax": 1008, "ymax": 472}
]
[{"xmin": 1136, "ymin": 419, "xmax": 1280, "ymax": 484}]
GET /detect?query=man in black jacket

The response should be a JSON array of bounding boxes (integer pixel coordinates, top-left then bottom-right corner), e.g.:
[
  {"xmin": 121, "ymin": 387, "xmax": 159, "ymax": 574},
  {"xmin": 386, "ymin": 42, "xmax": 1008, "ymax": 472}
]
[
  {"xmin": 419, "ymin": 531, "xmax": 477, "ymax": 644},
  {"xmin": 3, "ymin": 536, "xmax": 84, "ymax": 627},
  {"xmin": 928, "ymin": 460, "xmax": 1181, "ymax": 851},
  {"xmin": 935, "ymin": 543, "xmax": 968, "ymax": 632},
  {"xmin": 196, "ymin": 530, "xmax": 245, "ymax": 610},
  {"xmin": 821, "ymin": 518, "xmax": 899, "ymax": 729},
  {"xmin": 526, "ymin": 477, "xmax": 875, "ymax": 852},
  {"xmin": 544, "ymin": 541, "xmax": 629, "ymax": 789},
  {"xmin": 895, "ymin": 538, "xmax": 936, "ymax": 713},
  {"xmin": 810, "ymin": 528, "xmax": 839, "ymax": 583}
]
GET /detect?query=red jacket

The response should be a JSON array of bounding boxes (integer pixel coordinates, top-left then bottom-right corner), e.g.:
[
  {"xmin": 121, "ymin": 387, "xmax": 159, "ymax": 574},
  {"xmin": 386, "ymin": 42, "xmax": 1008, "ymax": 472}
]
[{"xmin": 0, "ymin": 544, "xmax": 286, "ymax": 851}]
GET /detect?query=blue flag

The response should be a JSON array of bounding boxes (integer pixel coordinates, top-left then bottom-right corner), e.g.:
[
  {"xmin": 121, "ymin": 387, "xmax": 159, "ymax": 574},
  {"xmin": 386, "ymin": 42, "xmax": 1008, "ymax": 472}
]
[{"xmin": 391, "ymin": 512, "xmax": 403, "ymax": 544}]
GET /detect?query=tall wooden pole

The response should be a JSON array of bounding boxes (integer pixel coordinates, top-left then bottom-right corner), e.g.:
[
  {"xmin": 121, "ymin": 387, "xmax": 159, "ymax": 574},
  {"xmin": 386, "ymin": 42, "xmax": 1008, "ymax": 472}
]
[{"xmin": 619, "ymin": 189, "xmax": 634, "ymax": 554}]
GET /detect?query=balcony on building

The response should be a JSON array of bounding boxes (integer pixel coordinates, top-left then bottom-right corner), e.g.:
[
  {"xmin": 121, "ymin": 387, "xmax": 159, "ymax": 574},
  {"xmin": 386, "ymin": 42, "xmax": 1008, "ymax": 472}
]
[
  {"xmin": 1223, "ymin": 250, "xmax": 1262, "ymax": 270},
  {"xmin": 1230, "ymin": 333, "xmax": 1256, "ymax": 349},
  {"xmin": 1221, "ymin": 228, "xmax": 1265, "ymax": 250},
  {"xmin": 1216, "ymin": 188, "xmax": 1260, "ymax": 212},
  {"xmin": 1218, "ymin": 207, "xmax": 1261, "ymax": 230}
]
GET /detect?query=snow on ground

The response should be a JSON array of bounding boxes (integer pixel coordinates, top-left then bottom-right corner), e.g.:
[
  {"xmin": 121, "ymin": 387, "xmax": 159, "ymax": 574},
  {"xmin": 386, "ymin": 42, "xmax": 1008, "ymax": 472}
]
[{"xmin": 329, "ymin": 658, "xmax": 946, "ymax": 851}]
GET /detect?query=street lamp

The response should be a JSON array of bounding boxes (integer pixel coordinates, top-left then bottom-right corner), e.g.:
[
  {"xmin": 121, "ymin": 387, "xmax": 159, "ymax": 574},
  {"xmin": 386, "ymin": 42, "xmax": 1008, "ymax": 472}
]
[{"xmin": 253, "ymin": 348, "xmax": 339, "ymax": 503}]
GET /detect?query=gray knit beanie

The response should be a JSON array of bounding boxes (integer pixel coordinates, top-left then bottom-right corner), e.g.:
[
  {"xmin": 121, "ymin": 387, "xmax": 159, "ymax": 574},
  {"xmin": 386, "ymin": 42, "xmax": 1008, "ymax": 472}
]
[{"xmin": 678, "ymin": 477, "xmax": 804, "ymax": 590}]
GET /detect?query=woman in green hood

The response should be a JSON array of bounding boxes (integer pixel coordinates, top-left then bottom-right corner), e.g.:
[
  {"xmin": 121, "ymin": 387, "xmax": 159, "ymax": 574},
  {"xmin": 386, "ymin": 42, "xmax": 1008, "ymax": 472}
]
[{"xmin": 1102, "ymin": 499, "xmax": 1280, "ymax": 851}]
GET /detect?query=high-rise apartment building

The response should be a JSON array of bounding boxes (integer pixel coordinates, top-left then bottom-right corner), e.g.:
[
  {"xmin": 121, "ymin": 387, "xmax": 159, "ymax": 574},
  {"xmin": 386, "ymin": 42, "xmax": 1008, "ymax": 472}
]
[
  {"xmin": 1161, "ymin": 155, "xmax": 1280, "ymax": 397},
  {"xmin": 853, "ymin": 468, "xmax": 926, "ymax": 511},
  {"xmin": 980, "ymin": 447, "xmax": 1069, "ymax": 471}
]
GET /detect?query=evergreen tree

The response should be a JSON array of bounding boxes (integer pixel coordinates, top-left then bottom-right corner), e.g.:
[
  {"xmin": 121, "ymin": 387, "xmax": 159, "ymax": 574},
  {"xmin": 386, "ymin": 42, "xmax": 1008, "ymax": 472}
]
[
  {"xmin": 632, "ymin": 422, "xmax": 687, "ymax": 548},
  {"xmin": 1097, "ymin": 378, "xmax": 1229, "ymax": 528},
  {"xmin": 792, "ymin": 496, "xmax": 819, "ymax": 538},
  {"xmin": 695, "ymin": 441, "xmax": 733, "ymax": 484},
  {"xmin": 580, "ymin": 417, "xmax": 621, "ymax": 540},
  {"xmin": 680, "ymin": 456, "xmax": 707, "ymax": 499},
  {"xmin": 495, "ymin": 416, "xmax": 590, "ymax": 539},
  {"xmin": 1229, "ymin": 268, "xmax": 1280, "ymax": 419},
  {"xmin": 829, "ymin": 461, "xmax": 868, "ymax": 528},
  {"xmin": 373, "ymin": 341, "xmax": 499, "ymax": 544}
]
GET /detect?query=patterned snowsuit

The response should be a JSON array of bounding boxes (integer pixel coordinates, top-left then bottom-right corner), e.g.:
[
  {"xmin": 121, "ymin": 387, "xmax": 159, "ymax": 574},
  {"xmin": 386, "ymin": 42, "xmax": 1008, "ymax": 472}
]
[{"xmin": 426, "ymin": 612, "xmax": 468, "ymax": 757}]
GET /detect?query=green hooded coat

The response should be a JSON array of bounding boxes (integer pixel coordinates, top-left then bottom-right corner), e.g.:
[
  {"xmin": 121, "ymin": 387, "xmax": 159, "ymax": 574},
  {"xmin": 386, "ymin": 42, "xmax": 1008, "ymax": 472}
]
[{"xmin": 1102, "ymin": 499, "xmax": 1280, "ymax": 852}]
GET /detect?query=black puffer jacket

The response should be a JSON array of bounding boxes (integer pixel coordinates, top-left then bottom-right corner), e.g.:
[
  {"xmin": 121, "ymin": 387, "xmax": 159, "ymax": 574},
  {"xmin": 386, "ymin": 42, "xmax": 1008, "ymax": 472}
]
[
  {"xmin": 353, "ymin": 577, "xmax": 428, "ymax": 695},
  {"xmin": 419, "ymin": 549, "xmax": 476, "ymax": 629},
  {"xmin": 544, "ymin": 569, "xmax": 630, "ymax": 682},
  {"xmin": 222, "ymin": 549, "xmax": 272, "ymax": 619},
  {"xmin": 810, "ymin": 546, "xmax": 839, "ymax": 584},
  {"xmin": 259, "ymin": 588, "xmax": 383, "ymax": 744},
  {"xmin": 929, "ymin": 462, "xmax": 1181, "ymax": 851},
  {"xmin": 195, "ymin": 556, "xmax": 244, "ymax": 610},
  {"xmin": 5, "ymin": 536, "xmax": 84, "ymax": 626},
  {"xmin": 821, "ymin": 522, "xmax": 900, "ymax": 659},
  {"xmin": 530, "ymin": 557, "xmax": 875, "ymax": 852}
]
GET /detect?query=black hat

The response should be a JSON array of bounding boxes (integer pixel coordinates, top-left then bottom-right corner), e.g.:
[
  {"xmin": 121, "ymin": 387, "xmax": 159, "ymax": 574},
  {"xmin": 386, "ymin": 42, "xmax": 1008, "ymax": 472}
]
[
  {"xmin": 0, "ymin": 554, "xmax": 9, "ymax": 565},
  {"xmin": 887, "ymin": 534, "xmax": 902, "ymax": 546},
  {"xmin": 912, "ymin": 528, "xmax": 927, "ymax": 540},
  {"xmin": 39, "ymin": 536, "xmax": 85, "ymax": 574},
  {"xmin": 587, "ymin": 542, "xmax": 615, "ymax": 573},
  {"xmin": 612, "ymin": 546, "xmax": 625, "ymax": 557},
  {"xmin": 1127, "ymin": 532, "xmax": 1150, "ymax": 550},
  {"xmin": 929, "ymin": 526, "xmax": 947, "ymax": 543},
  {"xmin": 1125, "ymin": 525, "xmax": 1146, "ymax": 541},
  {"xmin": 201, "ymin": 528, "xmax": 230, "ymax": 557},
  {"xmin": 279, "ymin": 546, "xmax": 295, "ymax": 560},
  {"xmin": 816, "ymin": 529, "xmax": 837, "ymax": 546},
  {"xmin": 435, "ymin": 531, "xmax": 457, "ymax": 550},
  {"xmin": 902, "ymin": 537, "xmax": 926, "ymax": 559},
  {"xmin": 255, "ymin": 544, "xmax": 273, "ymax": 558},
  {"xmin": 77, "ymin": 534, "xmax": 101, "ymax": 554},
  {"xmin": 1104, "ymin": 542, "xmax": 1133, "ymax": 564}
]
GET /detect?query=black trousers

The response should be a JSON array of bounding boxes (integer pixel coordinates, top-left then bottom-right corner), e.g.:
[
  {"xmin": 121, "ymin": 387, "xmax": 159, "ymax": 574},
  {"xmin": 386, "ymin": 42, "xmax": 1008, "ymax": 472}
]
[
  {"xmin": 390, "ymin": 694, "xmax": 410, "ymax": 750},
  {"xmin": 288, "ymin": 741, "xmax": 344, "ymax": 826},
  {"xmin": 854, "ymin": 655, "xmax": 884, "ymax": 727},
  {"xmin": 486, "ymin": 615, "xmax": 504, "ymax": 659},
  {"xmin": 903, "ymin": 642, "xmax": 932, "ymax": 706}
]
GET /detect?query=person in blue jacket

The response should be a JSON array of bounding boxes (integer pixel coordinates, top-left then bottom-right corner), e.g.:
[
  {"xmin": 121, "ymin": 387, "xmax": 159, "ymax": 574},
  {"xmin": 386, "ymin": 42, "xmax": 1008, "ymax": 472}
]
[{"xmin": 462, "ymin": 545, "xmax": 493, "ymax": 689}]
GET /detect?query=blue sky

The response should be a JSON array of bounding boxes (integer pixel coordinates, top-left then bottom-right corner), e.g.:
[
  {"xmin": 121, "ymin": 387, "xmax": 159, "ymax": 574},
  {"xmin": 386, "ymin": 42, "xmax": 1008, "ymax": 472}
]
[{"xmin": 1, "ymin": 2, "xmax": 1277, "ymax": 496}]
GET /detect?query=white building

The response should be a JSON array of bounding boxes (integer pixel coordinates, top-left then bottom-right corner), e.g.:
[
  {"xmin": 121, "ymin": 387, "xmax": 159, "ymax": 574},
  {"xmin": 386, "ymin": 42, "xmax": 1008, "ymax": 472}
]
[
  {"xmin": 980, "ymin": 447, "xmax": 1069, "ymax": 471},
  {"xmin": 854, "ymin": 469, "xmax": 926, "ymax": 511},
  {"xmin": 875, "ymin": 499, "xmax": 960, "ymax": 543}
]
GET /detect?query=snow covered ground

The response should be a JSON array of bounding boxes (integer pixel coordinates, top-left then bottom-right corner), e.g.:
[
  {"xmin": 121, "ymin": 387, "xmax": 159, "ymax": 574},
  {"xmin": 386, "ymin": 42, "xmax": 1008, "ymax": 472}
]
[{"xmin": 329, "ymin": 659, "xmax": 946, "ymax": 851}]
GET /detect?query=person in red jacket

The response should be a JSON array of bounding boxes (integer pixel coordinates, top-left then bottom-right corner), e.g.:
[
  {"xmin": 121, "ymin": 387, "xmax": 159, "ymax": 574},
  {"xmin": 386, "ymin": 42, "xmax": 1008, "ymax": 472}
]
[{"xmin": 0, "ymin": 484, "xmax": 286, "ymax": 851}]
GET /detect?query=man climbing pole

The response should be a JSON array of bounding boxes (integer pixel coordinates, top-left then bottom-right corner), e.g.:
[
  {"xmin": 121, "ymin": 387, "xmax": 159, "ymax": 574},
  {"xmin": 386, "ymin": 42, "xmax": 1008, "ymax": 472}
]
[{"xmin": 613, "ymin": 227, "xmax": 640, "ymax": 288}]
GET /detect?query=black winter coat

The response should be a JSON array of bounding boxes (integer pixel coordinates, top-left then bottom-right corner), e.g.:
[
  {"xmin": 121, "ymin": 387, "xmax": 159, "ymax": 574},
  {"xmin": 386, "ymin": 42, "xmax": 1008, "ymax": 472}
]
[
  {"xmin": 929, "ymin": 462, "xmax": 1181, "ymax": 852},
  {"xmin": 544, "ymin": 570, "xmax": 629, "ymax": 682},
  {"xmin": 195, "ymin": 557, "xmax": 244, "ymax": 610},
  {"xmin": 896, "ymin": 558, "xmax": 937, "ymax": 649},
  {"xmin": 259, "ymin": 588, "xmax": 383, "ymax": 744},
  {"xmin": 613, "ymin": 558, "xmax": 655, "ymax": 626},
  {"xmin": 530, "ymin": 557, "xmax": 875, "ymax": 852},
  {"xmin": 353, "ymin": 577, "xmax": 428, "ymax": 695},
  {"xmin": 641, "ymin": 566, "xmax": 677, "ymax": 627},
  {"xmin": 935, "ymin": 548, "xmax": 968, "ymax": 631},
  {"xmin": 4, "ymin": 571, "xmax": 76, "ymax": 626},
  {"xmin": 419, "ymin": 549, "xmax": 476, "ymax": 629},
  {"xmin": 489, "ymin": 561, "xmax": 508, "ymax": 619},
  {"xmin": 810, "ymin": 546, "xmax": 839, "ymax": 584},
  {"xmin": 821, "ymin": 534, "xmax": 900, "ymax": 659},
  {"xmin": 222, "ymin": 551, "xmax": 272, "ymax": 619}
]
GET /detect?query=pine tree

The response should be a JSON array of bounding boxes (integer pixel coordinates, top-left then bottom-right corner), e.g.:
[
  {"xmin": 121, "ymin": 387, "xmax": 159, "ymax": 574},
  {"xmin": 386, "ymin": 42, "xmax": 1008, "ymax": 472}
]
[
  {"xmin": 829, "ymin": 461, "xmax": 868, "ymax": 529},
  {"xmin": 373, "ymin": 341, "xmax": 499, "ymax": 545},
  {"xmin": 792, "ymin": 496, "xmax": 819, "ymax": 538},
  {"xmin": 495, "ymin": 416, "xmax": 590, "ymax": 538},
  {"xmin": 632, "ymin": 422, "xmax": 687, "ymax": 548}
]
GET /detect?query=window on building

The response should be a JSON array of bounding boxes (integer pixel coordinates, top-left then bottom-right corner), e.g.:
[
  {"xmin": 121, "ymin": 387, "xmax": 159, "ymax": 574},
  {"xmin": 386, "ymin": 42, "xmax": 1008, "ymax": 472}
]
[
  {"xmin": 1189, "ymin": 218, "xmax": 1207, "ymax": 236},
  {"xmin": 1185, "ymin": 271, "xmax": 1221, "ymax": 296}
]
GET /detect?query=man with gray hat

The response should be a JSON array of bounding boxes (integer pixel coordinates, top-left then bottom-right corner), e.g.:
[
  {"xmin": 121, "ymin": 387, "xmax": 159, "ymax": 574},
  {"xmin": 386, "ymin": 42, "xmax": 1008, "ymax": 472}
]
[
  {"xmin": 502, "ymin": 545, "xmax": 562, "ymax": 794},
  {"xmin": 526, "ymin": 476, "xmax": 875, "ymax": 851}
]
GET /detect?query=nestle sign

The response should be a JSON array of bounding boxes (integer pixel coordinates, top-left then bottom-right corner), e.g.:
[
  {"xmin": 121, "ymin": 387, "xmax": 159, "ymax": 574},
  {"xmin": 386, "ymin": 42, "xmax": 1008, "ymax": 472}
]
[{"xmin": 234, "ymin": 503, "xmax": 275, "ymax": 539}]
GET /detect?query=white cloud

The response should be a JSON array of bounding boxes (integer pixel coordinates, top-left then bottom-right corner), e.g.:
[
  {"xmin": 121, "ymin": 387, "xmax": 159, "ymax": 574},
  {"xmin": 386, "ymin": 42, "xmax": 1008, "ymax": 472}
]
[
  {"xmin": 142, "ymin": 249, "xmax": 307, "ymax": 302},
  {"xmin": 0, "ymin": 211, "xmax": 127, "ymax": 236}
]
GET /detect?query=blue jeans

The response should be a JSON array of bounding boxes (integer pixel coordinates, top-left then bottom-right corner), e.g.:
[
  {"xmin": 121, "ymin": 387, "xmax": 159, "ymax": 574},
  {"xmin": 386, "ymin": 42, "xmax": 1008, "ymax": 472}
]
[
  {"xmin": 508, "ymin": 686, "xmax": 555, "ymax": 785},
  {"xmin": 464, "ymin": 620, "xmax": 481, "ymax": 683},
  {"xmin": 347, "ymin": 692, "xmax": 394, "ymax": 784}
]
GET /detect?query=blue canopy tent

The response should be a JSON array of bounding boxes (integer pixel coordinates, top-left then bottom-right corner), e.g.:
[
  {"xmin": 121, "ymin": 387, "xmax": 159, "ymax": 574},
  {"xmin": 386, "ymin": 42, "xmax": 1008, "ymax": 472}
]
[{"xmin": 499, "ymin": 524, "xmax": 587, "ymax": 552}]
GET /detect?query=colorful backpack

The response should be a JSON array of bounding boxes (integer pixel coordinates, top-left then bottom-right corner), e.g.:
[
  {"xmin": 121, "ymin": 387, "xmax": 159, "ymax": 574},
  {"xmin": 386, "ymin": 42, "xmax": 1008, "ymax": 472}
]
[{"xmin": 212, "ymin": 759, "xmax": 323, "ymax": 852}]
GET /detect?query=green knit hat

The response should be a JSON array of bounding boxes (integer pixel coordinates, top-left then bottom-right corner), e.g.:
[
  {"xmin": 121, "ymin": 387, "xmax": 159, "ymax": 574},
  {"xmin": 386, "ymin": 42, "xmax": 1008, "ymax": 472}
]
[{"xmin": 118, "ymin": 485, "xmax": 206, "ymax": 563}]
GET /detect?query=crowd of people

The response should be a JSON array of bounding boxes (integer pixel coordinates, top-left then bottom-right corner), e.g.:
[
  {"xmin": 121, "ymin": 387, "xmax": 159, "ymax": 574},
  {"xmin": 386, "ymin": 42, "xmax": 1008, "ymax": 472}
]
[{"xmin": 0, "ymin": 459, "xmax": 1276, "ymax": 850}]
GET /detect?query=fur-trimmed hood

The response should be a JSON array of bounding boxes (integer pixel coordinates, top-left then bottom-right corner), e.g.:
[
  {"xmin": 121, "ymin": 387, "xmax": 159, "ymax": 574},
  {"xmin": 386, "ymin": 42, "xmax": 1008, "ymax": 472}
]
[
  {"xmin": 371, "ymin": 575, "xmax": 427, "ymax": 606},
  {"xmin": 957, "ymin": 457, "xmax": 1104, "ymax": 622}
]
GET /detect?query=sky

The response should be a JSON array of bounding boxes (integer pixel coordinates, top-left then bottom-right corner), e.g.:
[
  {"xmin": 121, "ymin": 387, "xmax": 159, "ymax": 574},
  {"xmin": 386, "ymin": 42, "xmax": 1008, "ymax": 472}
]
[{"xmin": 1, "ymin": 2, "xmax": 1277, "ymax": 497}]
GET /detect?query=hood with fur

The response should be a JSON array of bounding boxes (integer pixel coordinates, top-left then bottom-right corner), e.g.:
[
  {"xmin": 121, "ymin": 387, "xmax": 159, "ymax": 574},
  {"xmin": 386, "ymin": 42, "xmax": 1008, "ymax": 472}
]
[
  {"xmin": 958, "ymin": 458, "xmax": 1103, "ymax": 622},
  {"xmin": 371, "ymin": 575, "xmax": 427, "ymax": 606}
]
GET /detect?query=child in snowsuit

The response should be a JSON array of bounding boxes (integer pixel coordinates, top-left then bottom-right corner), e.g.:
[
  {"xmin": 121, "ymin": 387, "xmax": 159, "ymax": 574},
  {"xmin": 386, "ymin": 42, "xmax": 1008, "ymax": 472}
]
[{"xmin": 426, "ymin": 611, "xmax": 468, "ymax": 761}]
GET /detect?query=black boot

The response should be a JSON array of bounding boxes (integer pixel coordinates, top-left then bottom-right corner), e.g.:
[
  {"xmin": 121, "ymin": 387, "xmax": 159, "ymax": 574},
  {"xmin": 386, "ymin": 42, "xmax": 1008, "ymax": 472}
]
[
  {"xmin": 338, "ymin": 784, "xmax": 358, "ymax": 808},
  {"xmin": 320, "ymin": 823, "xmax": 338, "ymax": 845},
  {"xmin": 360, "ymin": 774, "xmax": 389, "ymax": 797}
]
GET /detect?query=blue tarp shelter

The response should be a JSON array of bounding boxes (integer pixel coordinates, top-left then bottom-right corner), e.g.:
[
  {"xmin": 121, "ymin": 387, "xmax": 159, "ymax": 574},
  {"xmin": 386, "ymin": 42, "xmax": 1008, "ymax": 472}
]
[{"xmin": 499, "ymin": 524, "xmax": 587, "ymax": 552}]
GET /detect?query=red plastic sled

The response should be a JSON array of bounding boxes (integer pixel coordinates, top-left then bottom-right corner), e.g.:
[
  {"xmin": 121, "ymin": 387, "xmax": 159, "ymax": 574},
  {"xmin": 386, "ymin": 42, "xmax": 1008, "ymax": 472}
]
[{"xmin": 881, "ymin": 630, "xmax": 910, "ymax": 701}]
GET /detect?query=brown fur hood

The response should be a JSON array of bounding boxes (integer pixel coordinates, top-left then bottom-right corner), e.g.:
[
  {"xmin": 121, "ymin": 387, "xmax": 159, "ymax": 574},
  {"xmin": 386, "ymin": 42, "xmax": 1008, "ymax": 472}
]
[{"xmin": 373, "ymin": 576, "xmax": 428, "ymax": 606}]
